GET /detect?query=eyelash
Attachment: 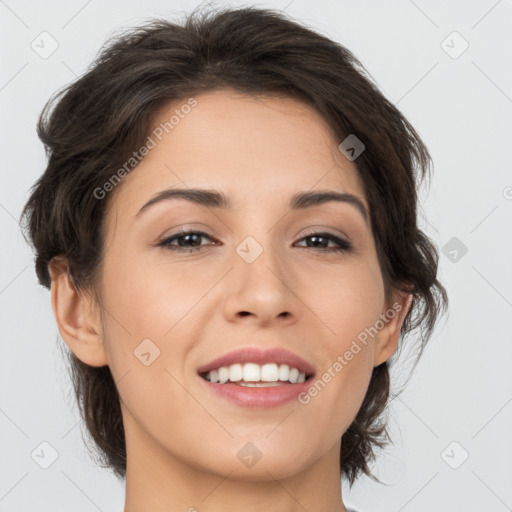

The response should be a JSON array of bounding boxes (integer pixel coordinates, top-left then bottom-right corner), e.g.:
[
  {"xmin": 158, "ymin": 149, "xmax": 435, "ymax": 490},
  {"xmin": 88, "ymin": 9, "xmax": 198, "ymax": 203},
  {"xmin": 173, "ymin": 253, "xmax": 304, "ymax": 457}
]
[{"xmin": 157, "ymin": 229, "xmax": 352, "ymax": 254}]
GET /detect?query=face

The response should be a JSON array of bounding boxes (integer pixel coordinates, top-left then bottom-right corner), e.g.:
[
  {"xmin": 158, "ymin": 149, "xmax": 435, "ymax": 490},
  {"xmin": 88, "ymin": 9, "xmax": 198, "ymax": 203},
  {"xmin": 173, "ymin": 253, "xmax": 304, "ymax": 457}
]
[{"xmin": 94, "ymin": 88, "xmax": 402, "ymax": 480}]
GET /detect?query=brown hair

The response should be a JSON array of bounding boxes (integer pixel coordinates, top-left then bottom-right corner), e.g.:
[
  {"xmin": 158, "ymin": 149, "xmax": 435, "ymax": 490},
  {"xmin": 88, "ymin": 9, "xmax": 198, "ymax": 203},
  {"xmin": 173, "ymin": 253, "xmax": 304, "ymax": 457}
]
[{"xmin": 21, "ymin": 4, "xmax": 448, "ymax": 486}]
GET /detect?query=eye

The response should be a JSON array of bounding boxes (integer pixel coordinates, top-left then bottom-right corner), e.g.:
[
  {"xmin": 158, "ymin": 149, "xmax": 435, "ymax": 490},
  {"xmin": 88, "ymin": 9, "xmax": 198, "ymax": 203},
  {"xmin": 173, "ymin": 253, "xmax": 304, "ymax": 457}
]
[
  {"xmin": 157, "ymin": 229, "xmax": 217, "ymax": 252},
  {"xmin": 156, "ymin": 229, "xmax": 352, "ymax": 254},
  {"xmin": 295, "ymin": 232, "xmax": 352, "ymax": 253}
]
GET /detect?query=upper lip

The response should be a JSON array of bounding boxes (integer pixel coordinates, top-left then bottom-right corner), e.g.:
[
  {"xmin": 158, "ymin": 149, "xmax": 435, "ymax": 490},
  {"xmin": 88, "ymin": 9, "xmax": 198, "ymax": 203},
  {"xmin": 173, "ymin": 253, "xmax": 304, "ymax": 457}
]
[{"xmin": 197, "ymin": 347, "xmax": 316, "ymax": 377}]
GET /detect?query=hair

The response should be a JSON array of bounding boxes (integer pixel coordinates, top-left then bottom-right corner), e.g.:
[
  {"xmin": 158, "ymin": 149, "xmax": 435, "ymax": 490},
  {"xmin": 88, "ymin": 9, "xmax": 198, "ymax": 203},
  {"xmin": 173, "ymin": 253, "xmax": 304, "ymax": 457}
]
[{"xmin": 21, "ymin": 4, "xmax": 448, "ymax": 486}]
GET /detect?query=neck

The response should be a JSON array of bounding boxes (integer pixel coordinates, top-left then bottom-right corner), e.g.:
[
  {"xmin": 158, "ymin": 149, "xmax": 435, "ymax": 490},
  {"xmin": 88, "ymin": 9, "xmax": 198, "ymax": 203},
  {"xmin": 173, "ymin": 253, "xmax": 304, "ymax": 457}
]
[{"xmin": 122, "ymin": 412, "xmax": 348, "ymax": 512}]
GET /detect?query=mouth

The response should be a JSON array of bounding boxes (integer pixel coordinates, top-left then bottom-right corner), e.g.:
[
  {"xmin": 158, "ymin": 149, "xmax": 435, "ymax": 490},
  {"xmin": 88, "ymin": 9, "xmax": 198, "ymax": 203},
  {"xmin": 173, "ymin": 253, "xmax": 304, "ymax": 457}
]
[
  {"xmin": 196, "ymin": 347, "xmax": 316, "ymax": 407},
  {"xmin": 199, "ymin": 363, "xmax": 314, "ymax": 386}
]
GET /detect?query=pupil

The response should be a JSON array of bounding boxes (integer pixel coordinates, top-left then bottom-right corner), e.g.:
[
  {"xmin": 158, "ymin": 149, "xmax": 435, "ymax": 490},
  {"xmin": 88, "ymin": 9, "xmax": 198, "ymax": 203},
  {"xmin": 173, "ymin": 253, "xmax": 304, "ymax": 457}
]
[
  {"xmin": 180, "ymin": 234, "xmax": 199, "ymax": 246},
  {"xmin": 309, "ymin": 236, "xmax": 325, "ymax": 247}
]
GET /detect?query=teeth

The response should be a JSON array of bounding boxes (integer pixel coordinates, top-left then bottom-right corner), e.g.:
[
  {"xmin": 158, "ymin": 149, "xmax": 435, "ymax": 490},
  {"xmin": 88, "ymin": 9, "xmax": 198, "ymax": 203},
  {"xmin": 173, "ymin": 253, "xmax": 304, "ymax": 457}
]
[
  {"xmin": 203, "ymin": 363, "xmax": 308, "ymax": 384},
  {"xmin": 278, "ymin": 363, "xmax": 289, "ymax": 381},
  {"xmin": 229, "ymin": 363, "xmax": 243, "ymax": 382},
  {"xmin": 243, "ymin": 363, "xmax": 260, "ymax": 382},
  {"xmin": 237, "ymin": 381, "xmax": 286, "ymax": 387},
  {"xmin": 218, "ymin": 366, "xmax": 229, "ymax": 384},
  {"xmin": 261, "ymin": 363, "xmax": 279, "ymax": 382}
]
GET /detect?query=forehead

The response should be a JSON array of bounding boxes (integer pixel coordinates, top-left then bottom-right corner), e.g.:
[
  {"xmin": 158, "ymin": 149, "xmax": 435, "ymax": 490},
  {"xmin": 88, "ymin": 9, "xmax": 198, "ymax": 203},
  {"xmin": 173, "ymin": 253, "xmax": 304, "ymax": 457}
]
[{"xmin": 108, "ymin": 89, "xmax": 367, "ymax": 219}]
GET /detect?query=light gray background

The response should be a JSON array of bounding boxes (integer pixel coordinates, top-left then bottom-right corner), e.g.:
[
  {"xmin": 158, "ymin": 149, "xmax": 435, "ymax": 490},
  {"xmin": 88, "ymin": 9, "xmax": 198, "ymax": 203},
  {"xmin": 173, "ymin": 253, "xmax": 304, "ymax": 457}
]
[{"xmin": 1, "ymin": 0, "xmax": 511, "ymax": 511}]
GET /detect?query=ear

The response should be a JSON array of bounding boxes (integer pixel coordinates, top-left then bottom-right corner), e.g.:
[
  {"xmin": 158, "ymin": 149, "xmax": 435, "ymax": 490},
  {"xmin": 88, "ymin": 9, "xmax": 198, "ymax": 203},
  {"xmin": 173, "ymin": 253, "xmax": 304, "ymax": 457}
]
[
  {"xmin": 373, "ymin": 291, "xmax": 413, "ymax": 367},
  {"xmin": 48, "ymin": 257, "xmax": 108, "ymax": 367}
]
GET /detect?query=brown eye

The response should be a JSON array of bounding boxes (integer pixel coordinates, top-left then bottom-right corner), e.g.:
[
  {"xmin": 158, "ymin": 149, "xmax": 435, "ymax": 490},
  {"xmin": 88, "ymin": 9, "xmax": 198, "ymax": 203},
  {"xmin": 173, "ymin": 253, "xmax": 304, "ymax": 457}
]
[
  {"xmin": 295, "ymin": 232, "xmax": 352, "ymax": 253},
  {"xmin": 157, "ymin": 230, "xmax": 352, "ymax": 254},
  {"xmin": 158, "ymin": 230, "xmax": 217, "ymax": 252}
]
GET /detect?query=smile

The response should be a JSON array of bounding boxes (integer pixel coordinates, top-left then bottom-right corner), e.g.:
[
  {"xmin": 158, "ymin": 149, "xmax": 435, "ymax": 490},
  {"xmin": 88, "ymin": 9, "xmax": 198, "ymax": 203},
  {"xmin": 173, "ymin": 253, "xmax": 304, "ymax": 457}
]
[{"xmin": 200, "ymin": 362, "xmax": 310, "ymax": 384}]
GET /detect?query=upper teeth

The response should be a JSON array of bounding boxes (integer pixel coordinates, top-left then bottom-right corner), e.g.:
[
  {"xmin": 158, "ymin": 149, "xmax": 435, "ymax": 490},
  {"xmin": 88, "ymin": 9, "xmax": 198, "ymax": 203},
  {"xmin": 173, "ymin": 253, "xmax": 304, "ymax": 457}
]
[{"xmin": 204, "ymin": 363, "xmax": 307, "ymax": 384}]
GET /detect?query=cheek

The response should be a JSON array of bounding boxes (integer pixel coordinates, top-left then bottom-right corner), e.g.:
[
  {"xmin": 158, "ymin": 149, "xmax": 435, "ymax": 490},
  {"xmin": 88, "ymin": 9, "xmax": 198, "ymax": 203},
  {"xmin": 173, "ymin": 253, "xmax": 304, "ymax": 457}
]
[
  {"xmin": 303, "ymin": 259, "xmax": 384, "ymax": 421},
  {"xmin": 303, "ymin": 334, "xmax": 375, "ymax": 443},
  {"xmin": 308, "ymin": 258, "xmax": 385, "ymax": 344},
  {"xmin": 98, "ymin": 253, "xmax": 202, "ymax": 427},
  {"xmin": 99, "ymin": 249, "xmax": 219, "ymax": 386},
  {"xmin": 101, "ymin": 249, "xmax": 205, "ymax": 335}
]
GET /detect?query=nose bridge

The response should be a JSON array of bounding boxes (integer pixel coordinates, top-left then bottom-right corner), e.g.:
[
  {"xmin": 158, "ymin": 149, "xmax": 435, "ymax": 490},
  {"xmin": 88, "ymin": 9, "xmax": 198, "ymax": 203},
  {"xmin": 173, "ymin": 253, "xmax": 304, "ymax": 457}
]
[
  {"xmin": 236, "ymin": 233, "xmax": 288, "ymax": 295},
  {"xmin": 223, "ymin": 232, "xmax": 297, "ymax": 324}
]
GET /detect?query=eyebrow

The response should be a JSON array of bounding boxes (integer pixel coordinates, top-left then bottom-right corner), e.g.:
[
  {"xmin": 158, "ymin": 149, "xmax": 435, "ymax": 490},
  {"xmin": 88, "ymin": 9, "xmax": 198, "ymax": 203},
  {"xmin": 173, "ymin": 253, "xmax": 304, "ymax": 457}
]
[{"xmin": 136, "ymin": 188, "xmax": 369, "ymax": 224}]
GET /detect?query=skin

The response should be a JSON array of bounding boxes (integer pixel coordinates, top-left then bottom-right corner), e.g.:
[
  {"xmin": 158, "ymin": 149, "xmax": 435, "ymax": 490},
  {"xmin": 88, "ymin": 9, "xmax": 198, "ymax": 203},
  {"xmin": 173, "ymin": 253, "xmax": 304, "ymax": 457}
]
[{"xmin": 49, "ymin": 88, "xmax": 411, "ymax": 512}]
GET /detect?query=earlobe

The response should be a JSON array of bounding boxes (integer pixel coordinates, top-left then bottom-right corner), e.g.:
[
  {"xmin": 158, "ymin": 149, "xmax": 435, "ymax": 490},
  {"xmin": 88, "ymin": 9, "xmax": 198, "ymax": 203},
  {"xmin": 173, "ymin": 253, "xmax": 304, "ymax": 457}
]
[
  {"xmin": 48, "ymin": 257, "xmax": 108, "ymax": 367},
  {"xmin": 373, "ymin": 291, "xmax": 413, "ymax": 367}
]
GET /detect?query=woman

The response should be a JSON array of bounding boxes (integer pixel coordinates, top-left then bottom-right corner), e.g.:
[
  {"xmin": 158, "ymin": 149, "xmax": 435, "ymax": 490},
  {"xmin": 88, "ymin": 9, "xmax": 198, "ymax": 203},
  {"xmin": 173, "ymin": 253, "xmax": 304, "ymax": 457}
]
[{"xmin": 21, "ymin": 5, "xmax": 448, "ymax": 511}]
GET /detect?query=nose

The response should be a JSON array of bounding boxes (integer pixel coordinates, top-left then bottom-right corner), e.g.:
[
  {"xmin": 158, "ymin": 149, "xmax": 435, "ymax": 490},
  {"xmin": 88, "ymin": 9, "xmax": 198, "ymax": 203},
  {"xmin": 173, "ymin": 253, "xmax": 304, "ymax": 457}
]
[{"xmin": 222, "ymin": 241, "xmax": 300, "ymax": 327}]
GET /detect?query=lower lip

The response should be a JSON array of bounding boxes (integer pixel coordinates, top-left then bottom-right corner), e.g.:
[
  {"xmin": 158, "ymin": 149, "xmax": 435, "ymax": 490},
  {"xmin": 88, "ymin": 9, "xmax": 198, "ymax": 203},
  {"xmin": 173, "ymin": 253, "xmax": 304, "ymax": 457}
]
[{"xmin": 198, "ymin": 376, "xmax": 314, "ymax": 408}]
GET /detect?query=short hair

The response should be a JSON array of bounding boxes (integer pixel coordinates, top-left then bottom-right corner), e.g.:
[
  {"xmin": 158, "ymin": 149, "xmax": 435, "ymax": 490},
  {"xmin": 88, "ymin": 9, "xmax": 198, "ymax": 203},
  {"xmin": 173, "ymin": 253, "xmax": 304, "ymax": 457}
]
[{"xmin": 21, "ymin": 4, "xmax": 448, "ymax": 486}]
